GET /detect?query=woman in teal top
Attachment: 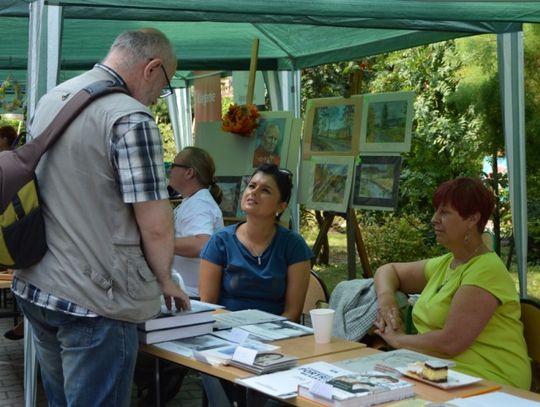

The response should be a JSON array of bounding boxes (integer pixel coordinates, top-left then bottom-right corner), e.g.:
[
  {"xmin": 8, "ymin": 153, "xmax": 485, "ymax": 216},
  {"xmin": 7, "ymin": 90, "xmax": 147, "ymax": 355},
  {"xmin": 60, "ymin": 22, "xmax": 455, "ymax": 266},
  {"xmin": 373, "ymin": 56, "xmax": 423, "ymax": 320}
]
[
  {"xmin": 373, "ymin": 177, "xmax": 531, "ymax": 389},
  {"xmin": 200, "ymin": 163, "xmax": 313, "ymax": 322}
]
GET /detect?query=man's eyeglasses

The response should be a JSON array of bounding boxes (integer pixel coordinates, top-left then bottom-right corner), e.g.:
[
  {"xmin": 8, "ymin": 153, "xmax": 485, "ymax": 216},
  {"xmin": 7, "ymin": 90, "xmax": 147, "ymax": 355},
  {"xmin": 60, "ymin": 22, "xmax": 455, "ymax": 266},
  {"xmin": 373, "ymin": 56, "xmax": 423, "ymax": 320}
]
[
  {"xmin": 171, "ymin": 163, "xmax": 190, "ymax": 170},
  {"xmin": 159, "ymin": 65, "xmax": 174, "ymax": 99}
]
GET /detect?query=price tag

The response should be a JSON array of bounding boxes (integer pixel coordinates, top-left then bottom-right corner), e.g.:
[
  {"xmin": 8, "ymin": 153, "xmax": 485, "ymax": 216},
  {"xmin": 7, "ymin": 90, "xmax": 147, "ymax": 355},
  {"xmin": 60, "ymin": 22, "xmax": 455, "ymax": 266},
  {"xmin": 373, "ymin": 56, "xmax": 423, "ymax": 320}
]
[
  {"xmin": 229, "ymin": 327, "xmax": 249, "ymax": 344},
  {"xmin": 232, "ymin": 346, "xmax": 258, "ymax": 365},
  {"xmin": 309, "ymin": 380, "xmax": 333, "ymax": 400}
]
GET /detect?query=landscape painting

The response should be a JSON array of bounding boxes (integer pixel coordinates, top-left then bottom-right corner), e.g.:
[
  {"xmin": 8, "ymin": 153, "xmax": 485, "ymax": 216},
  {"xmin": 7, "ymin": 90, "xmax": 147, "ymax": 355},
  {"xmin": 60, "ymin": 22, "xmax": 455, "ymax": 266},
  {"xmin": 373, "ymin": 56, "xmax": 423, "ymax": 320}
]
[
  {"xmin": 352, "ymin": 155, "xmax": 402, "ymax": 211},
  {"xmin": 305, "ymin": 156, "xmax": 355, "ymax": 212},
  {"xmin": 303, "ymin": 97, "xmax": 361, "ymax": 159}
]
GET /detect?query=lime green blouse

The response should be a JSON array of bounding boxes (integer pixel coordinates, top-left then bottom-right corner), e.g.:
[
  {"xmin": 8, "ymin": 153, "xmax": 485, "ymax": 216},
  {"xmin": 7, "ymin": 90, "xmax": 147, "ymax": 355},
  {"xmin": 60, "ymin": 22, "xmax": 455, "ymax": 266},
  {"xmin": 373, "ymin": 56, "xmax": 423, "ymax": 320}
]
[{"xmin": 412, "ymin": 252, "xmax": 531, "ymax": 389}]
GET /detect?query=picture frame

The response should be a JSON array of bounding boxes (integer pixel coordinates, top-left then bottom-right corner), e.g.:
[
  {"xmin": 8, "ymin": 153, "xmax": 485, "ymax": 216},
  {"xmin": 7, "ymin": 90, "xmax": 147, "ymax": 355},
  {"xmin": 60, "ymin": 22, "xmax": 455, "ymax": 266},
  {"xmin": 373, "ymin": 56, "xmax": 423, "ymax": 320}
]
[
  {"xmin": 357, "ymin": 91, "xmax": 414, "ymax": 153},
  {"xmin": 235, "ymin": 175, "xmax": 252, "ymax": 219},
  {"xmin": 251, "ymin": 111, "xmax": 294, "ymax": 170},
  {"xmin": 303, "ymin": 97, "xmax": 361, "ymax": 159},
  {"xmin": 305, "ymin": 156, "xmax": 355, "ymax": 213},
  {"xmin": 215, "ymin": 176, "xmax": 242, "ymax": 218},
  {"xmin": 351, "ymin": 155, "xmax": 402, "ymax": 211}
]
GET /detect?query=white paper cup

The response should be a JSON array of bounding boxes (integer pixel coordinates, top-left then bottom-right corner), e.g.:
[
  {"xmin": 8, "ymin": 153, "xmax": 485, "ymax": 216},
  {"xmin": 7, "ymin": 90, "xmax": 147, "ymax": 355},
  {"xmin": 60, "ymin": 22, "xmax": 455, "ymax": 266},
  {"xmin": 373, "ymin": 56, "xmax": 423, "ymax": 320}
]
[{"xmin": 310, "ymin": 308, "xmax": 335, "ymax": 344}]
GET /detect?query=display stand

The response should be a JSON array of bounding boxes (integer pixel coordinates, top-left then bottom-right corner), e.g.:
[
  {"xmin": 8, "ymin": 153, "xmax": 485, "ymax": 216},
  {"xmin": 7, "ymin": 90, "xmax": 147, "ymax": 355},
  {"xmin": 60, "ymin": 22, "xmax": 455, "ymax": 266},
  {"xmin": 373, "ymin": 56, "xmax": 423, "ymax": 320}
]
[
  {"xmin": 311, "ymin": 208, "xmax": 371, "ymax": 279},
  {"xmin": 310, "ymin": 71, "xmax": 372, "ymax": 280}
]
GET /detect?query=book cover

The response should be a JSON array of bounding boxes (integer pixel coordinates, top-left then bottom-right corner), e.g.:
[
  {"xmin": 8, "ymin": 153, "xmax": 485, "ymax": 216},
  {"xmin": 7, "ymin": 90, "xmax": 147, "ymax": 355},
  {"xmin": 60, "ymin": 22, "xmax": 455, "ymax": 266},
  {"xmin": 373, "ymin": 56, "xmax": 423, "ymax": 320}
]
[
  {"xmin": 139, "ymin": 301, "xmax": 216, "ymax": 332},
  {"xmin": 138, "ymin": 321, "xmax": 214, "ymax": 344},
  {"xmin": 236, "ymin": 361, "xmax": 354, "ymax": 399},
  {"xmin": 298, "ymin": 371, "xmax": 414, "ymax": 407}
]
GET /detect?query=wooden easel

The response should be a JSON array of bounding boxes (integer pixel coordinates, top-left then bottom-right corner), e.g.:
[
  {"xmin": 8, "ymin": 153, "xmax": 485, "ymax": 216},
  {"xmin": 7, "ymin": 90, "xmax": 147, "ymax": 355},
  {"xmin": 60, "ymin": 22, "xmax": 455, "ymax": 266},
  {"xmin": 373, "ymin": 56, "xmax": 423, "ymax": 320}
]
[
  {"xmin": 311, "ymin": 70, "xmax": 372, "ymax": 280},
  {"xmin": 311, "ymin": 208, "xmax": 372, "ymax": 279}
]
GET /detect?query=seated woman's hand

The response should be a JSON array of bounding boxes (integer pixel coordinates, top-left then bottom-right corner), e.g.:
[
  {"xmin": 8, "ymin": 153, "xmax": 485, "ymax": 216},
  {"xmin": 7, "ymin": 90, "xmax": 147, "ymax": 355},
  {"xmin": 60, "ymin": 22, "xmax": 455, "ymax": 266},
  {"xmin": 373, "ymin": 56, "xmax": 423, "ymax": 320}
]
[
  {"xmin": 374, "ymin": 318, "xmax": 406, "ymax": 349},
  {"xmin": 374, "ymin": 305, "xmax": 404, "ymax": 334}
]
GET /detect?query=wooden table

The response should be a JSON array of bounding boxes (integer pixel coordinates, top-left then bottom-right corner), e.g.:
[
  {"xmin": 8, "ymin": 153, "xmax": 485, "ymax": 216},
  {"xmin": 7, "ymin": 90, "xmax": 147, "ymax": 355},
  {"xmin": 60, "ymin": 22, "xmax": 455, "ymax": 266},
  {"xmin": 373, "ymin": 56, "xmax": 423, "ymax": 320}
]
[
  {"xmin": 140, "ymin": 335, "xmax": 366, "ymax": 383},
  {"xmin": 296, "ymin": 347, "xmax": 540, "ymax": 406},
  {"xmin": 141, "ymin": 336, "xmax": 540, "ymax": 406}
]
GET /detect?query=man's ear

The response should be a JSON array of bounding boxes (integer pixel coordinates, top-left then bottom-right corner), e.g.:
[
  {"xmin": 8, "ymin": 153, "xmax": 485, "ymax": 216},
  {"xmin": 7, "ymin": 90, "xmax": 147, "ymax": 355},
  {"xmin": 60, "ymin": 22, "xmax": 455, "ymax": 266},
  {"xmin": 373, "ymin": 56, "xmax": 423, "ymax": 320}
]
[{"xmin": 143, "ymin": 58, "xmax": 161, "ymax": 80}]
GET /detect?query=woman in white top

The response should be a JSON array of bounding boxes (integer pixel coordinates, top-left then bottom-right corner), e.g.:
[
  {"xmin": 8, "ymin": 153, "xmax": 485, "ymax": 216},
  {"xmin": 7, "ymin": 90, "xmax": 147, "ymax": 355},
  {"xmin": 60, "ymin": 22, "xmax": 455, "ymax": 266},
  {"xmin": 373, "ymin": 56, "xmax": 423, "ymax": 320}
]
[{"xmin": 169, "ymin": 147, "xmax": 224, "ymax": 297}]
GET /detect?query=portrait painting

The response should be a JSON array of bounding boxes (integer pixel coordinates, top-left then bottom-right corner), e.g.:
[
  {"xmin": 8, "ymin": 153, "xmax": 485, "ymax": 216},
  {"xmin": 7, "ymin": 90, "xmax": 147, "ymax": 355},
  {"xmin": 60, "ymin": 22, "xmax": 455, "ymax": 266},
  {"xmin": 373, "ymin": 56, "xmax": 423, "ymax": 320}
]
[
  {"xmin": 352, "ymin": 155, "xmax": 402, "ymax": 211},
  {"xmin": 303, "ymin": 97, "xmax": 361, "ymax": 159},
  {"xmin": 251, "ymin": 111, "xmax": 293, "ymax": 169},
  {"xmin": 357, "ymin": 91, "xmax": 414, "ymax": 153},
  {"xmin": 215, "ymin": 176, "xmax": 242, "ymax": 218},
  {"xmin": 305, "ymin": 156, "xmax": 355, "ymax": 213}
]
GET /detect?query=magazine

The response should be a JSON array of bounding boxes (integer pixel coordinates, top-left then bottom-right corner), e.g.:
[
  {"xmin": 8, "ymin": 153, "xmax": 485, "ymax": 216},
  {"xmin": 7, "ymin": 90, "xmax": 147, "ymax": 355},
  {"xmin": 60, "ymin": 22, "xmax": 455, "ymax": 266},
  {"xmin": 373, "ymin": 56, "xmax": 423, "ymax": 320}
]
[
  {"xmin": 151, "ymin": 333, "xmax": 280, "ymax": 366},
  {"xmin": 334, "ymin": 348, "xmax": 455, "ymax": 376},
  {"xmin": 213, "ymin": 309, "xmax": 285, "ymax": 330},
  {"xmin": 237, "ymin": 320, "xmax": 314, "ymax": 341},
  {"xmin": 200, "ymin": 342, "xmax": 281, "ymax": 366},
  {"xmin": 229, "ymin": 352, "xmax": 298, "ymax": 374},
  {"xmin": 153, "ymin": 334, "xmax": 233, "ymax": 357}
]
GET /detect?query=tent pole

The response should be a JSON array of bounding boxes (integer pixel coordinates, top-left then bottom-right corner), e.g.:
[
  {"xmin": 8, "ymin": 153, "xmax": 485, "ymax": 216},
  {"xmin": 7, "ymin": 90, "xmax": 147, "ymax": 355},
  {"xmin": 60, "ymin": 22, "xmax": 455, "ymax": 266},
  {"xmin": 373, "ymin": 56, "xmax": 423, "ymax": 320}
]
[{"xmin": 497, "ymin": 31, "xmax": 528, "ymax": 297}]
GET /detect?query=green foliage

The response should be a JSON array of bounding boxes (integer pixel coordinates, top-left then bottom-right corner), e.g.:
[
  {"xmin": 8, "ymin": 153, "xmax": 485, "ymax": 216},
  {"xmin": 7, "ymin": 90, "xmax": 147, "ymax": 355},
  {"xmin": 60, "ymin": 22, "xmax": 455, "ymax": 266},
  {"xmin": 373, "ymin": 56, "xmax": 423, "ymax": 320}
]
[
  {"xmin": 150, "ymin": 99, "xmax": 177, "ymax": 163},
  {"xmin": 367, "ymin": 42, "xmax": 485, "ymax": 219},
  {"xmin": 358, "ymin": 212, "xmax": 444, "ymax": 271}
]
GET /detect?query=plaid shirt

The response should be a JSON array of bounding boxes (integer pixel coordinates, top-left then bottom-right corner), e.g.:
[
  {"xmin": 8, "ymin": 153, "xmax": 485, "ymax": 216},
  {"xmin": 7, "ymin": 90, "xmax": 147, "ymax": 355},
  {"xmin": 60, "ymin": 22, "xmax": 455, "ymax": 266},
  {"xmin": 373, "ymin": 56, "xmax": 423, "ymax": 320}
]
[{"xmin": 12, "ymin": 64, "xmax": 168, "ymax": 315}]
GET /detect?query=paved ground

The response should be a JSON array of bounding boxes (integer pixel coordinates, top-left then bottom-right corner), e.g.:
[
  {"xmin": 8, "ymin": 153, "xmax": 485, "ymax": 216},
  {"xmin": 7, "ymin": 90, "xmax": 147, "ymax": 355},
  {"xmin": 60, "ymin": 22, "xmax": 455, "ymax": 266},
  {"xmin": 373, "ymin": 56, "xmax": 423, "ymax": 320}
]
[{"xmin": 0, "ymin": 290, "xmax": 205, "ymax": 406}]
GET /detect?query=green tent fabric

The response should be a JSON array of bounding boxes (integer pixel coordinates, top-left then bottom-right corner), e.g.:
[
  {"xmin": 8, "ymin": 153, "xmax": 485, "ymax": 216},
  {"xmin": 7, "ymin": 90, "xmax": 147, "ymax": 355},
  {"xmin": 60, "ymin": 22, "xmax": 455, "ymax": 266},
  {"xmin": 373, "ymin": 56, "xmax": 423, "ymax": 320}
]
[{"xmin": 1, "ymin": 0, "xmax": 539, "ymax": 73}]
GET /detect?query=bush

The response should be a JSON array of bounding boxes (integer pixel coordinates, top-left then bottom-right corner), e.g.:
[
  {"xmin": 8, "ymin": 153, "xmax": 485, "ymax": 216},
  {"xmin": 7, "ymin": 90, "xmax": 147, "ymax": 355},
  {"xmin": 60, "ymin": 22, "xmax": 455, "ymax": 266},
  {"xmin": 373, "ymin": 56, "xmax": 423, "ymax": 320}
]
[{"xmin": 358, "ymin": 212, "xmax": 444, "ymax": 271}]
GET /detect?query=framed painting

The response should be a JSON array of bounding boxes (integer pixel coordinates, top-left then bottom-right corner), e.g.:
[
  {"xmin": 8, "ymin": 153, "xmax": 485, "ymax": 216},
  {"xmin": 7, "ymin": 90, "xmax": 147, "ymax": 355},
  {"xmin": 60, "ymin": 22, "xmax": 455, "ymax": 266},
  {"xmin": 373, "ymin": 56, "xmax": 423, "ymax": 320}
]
[
  {"xmin": 235, "ymin": 175, "xmax": 252, "ymax": 219},
  {"xmin": 251, "ymin": 111, "xmax": 293, "ymax": 169},
  {"xmin": 305, "ymin": 156, "xmax": 355, "ymax": 213},
  {"xmin": 215, "ymin": 176, "xmax": 242, "ymax": 218},
  {"xmin": 351, "ymin": 155, "xmax": 402, "ymax": 211},
  {"xmin": 357, "ymin": 91, "xmax": 414, "ymax": 153},
  {"xmin": 303, "ymin": 97, "xmax": 361, "ymax": 159}
]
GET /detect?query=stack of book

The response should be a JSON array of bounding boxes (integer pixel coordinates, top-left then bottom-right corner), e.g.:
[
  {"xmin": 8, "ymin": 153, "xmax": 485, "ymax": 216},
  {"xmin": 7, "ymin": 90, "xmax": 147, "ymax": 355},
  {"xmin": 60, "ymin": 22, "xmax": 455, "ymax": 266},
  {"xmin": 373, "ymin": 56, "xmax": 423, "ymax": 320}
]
[
  {"xmin": 237, "ymin": 361, "xmax": 415, "ymax": 402},
  {"xmin": 229, "ymin": 352, "xmax": 298, "ymax": 374},
  {"xmin": 137, "ymin": 300, "xmax": 217, "ymax": 344},
  {"xmin": 298, "ymin": 370, "xmax": 415, "ymax": 406}
]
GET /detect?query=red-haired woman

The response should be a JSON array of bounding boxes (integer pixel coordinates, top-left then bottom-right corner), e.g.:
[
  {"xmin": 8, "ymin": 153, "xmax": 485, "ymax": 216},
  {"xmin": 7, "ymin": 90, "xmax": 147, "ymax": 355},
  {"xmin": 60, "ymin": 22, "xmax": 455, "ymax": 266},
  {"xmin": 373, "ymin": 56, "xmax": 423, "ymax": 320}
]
[{"xmin": 374, "ymin": 177, "xmax": 530, "ymax": 389}]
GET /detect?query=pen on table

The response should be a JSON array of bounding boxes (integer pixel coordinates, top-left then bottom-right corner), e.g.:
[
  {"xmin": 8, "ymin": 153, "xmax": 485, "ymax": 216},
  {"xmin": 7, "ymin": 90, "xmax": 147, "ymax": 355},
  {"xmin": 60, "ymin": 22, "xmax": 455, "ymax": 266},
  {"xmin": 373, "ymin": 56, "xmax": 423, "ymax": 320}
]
[{"xmin": 461, "ymin": 384, "xmax": 502, "ymax": 398}]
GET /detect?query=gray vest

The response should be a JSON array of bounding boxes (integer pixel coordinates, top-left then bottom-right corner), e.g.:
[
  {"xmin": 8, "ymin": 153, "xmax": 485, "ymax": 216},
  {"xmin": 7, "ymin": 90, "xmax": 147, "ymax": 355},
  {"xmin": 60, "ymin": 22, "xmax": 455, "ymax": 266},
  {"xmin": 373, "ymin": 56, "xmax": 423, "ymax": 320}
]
[{"xmin": 15, "ymin": 68, "xmax": 162, "ymax": 323}]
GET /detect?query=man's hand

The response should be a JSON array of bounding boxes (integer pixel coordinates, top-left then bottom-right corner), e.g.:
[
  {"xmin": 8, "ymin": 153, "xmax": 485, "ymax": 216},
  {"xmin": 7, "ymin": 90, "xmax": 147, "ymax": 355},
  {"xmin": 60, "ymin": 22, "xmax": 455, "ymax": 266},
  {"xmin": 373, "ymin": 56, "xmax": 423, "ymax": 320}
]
[{"xmin": 160, "ymin": 278, "xmax": 191, "ymax": 311}]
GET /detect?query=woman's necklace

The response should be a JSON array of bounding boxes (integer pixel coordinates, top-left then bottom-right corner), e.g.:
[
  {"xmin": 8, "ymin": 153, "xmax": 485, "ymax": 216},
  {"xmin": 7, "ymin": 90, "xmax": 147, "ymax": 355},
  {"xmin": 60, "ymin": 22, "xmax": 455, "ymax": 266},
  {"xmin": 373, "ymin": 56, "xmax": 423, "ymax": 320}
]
[
  {"xmin": 241, "ymin": 224, "xmax": 276, "ymax": 266},
  {"xmin": 450, "ymin": 242, "xmax": 486, "ymax": 269}
]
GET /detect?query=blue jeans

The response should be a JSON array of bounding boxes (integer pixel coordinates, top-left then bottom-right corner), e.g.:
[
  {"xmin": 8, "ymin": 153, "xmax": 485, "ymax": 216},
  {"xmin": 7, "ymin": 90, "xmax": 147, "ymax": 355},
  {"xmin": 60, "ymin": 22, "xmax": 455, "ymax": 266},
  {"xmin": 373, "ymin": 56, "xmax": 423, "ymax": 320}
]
[{"xmin": 18, "ymin": 298, "xmax": 138, "ymax": 407}]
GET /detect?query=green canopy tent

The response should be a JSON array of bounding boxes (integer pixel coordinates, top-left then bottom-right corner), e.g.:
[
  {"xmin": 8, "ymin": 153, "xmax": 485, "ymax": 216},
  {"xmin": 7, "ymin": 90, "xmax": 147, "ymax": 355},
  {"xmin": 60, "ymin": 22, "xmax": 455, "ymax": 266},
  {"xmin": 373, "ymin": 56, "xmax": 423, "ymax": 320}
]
[
  {"xmin": 0, "ymin": 0, "xmax": 534, "ymax": 292},
  {"xmin": 1, "ymin": 2, "xmax": 538, "ymax": 405},
  {"xmin": 0, "ymin": 0, "xmax": 535, "ymax": 288}
]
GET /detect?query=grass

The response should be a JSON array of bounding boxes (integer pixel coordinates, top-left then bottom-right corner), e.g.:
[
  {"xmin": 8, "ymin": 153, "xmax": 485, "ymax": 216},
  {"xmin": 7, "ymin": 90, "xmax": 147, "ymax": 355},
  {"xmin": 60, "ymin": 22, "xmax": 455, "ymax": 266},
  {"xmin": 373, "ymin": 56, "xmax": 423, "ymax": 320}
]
[{"xmin": 304, "ymin": 228, "xmax": 540, "ymax": 302}]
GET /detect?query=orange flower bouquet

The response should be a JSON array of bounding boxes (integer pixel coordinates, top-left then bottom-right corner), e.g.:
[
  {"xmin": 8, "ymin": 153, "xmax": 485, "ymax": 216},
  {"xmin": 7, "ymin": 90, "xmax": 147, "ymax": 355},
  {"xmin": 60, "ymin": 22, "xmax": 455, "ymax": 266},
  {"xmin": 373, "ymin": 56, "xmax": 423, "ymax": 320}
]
[
  {"xmin": 221, "ymin": 103, "xmax": 260, "ymax": 136},
  {"xmin": 221, "ymin": 38, "xmax": 260, "ymax": 137}
]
